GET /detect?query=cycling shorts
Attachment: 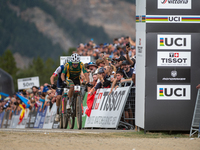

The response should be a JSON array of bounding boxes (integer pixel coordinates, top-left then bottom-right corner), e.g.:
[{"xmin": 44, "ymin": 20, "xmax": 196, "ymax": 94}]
[
  {"xmin": 66, "ymin": 78, "xmax": 80, "ymax": 86},
  {"xmin": 56, "ymin": 80, "xmax": 63, "ymax": 95}
]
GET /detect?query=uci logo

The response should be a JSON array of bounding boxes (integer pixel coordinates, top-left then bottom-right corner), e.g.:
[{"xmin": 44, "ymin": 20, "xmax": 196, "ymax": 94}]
[
  {"xmin": 159, "ymin": 88, "xmax": 186, "ymax": 97},
  {"xmin": 158, "ymin": 35, "xmax": 191, "ymax": 50},
  {"xmin": 160, "ymin": 37, "xmax": 186, "ymax": 47},
  {"xmin": 168, "ymin": 16, "xmax": 181, "ymax": 22},
  {"xmin": 157, "ymin": 85, "xmax": 190, "ymax": 100}
]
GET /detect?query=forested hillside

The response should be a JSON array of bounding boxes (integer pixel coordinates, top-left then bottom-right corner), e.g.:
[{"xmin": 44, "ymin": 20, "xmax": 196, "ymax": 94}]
[{"xmin": 0, "ymin": 0, "xmax": 111, "ymax": 60}]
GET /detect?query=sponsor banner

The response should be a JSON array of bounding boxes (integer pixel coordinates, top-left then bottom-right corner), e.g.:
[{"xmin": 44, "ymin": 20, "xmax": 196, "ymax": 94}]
[
  {"xmin": 34, "ymin": 106, "xmax": 47, "ymax": 128},
  {"xmin": 157, "ymin": 51, "xmax": 191, "ymax": 66},
  {"xmin": 16, "ymin": 109, "xmax": 30, "ymax": 129},
  {"xmin": 10, "ymin": 111, "xmax": 21, "ymax": 128},
  {"xmin": 52, "ymin": 120, "xmax": 60, "ymax": 129},
  {"xmin": 157, "ymin": 85, "xmax": 190, "ymax": 100},
  {"xmin": 158, "ymin": 0, "xmax": 192, "ymax": 9},
  {"xmin": 26, "ymin": 108, "xmax": 37, "ymax": 128},
  {"xmin": 85, "ymin": 87, "xmax": 130, "ymax": 128},
  {"xmin": 60, "ymin": 56, "xmax": 91, "ymax": 65},
  {"xmin": 157, "ymin": 35, "xmax": 191, "ymax": 50},
  {"xmin": 43, "ymin": 104, "xmax": 57, "ymax": 129},
  {"xmin": 146, "ymin": 15, "xmax": 200, "ymax": 23},
  {"xmin": 2, "ymin": 111, "xmax": 11, "ymax": 128},
  {"xmin": 157, "ymin": 68, "xmax": 190, "ymax": 83},
  {"xmin": 17, "ymin": 76, "xmax": 40, "ymax": 90},
  {"xmin": 0, "ymin": 111, "xmax": 5, "ymax": 128}
]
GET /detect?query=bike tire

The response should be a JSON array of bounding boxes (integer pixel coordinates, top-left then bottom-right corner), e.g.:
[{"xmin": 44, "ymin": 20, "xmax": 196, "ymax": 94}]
[
  {"xmin": 59, "ymin": 115, "xmax": 63, "ymax": 129},
  {"xmin": 68, "ymin": 116, "xmax": 75, "ymax": 129},
  {"xmin": 76, "ymin": 95, "xmax": 82, "ymax": 130},
  {"xmin": 63, "ymin": 97, "xmax": 68, "ymax": 129},
  {"xmin": 68, "ymin": 99, "xmax": 75, "ymax": 129}
]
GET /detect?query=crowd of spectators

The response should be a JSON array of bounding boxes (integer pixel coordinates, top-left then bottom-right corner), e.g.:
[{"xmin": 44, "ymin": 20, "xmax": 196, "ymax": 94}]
[
  {"xmin": 0, "ymin": 36, "xmax": 136, "ymax": 126},
  {"xmin": 0, "ymin": 84, "xmax": 57, "ymax": 121}
]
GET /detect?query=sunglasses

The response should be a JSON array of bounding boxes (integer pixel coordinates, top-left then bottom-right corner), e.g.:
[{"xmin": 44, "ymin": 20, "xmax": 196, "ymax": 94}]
[{"xmin": 72, "ymin": 63, "xmax": 78, "ymax": 65}]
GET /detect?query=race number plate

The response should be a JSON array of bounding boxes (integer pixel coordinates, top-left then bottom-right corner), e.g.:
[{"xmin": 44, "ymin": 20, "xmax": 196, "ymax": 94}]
[
  {"xmin": 74, "ymin": 86, "xmax": 80, "ymax": 91},
  {"xmin": 64, "ymin": 88, "xmax": 69, "ymax": 94}
]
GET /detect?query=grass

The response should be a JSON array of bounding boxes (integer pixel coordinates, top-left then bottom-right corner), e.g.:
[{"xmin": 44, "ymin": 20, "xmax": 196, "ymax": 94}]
[{"xmin": 0, "ymin": 130, "xmax": 198, "ymax": 139}]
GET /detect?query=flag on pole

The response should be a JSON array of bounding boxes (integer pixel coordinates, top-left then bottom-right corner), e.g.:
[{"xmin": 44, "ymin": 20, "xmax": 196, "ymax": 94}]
[
  {"xmin": 85, "ymin": 91, "xmax": 96, "ymax": 117},
  {"xmin": 18, "ymin": 104, "xmax": 25, "ymax": 124},
  {"xmin": 16, "ymin": 94, "xmax": 30, "ymax": 108}
]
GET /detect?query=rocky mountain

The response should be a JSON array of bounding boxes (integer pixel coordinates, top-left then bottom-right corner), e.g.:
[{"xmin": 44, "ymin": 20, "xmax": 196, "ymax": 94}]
[
  {"xmin": 0, "ymin": 0, "xmax": 136, "ymax": 69},
  {"xmin": 45, "ymin": 0, "xmax": 136, "ymax": 39}
]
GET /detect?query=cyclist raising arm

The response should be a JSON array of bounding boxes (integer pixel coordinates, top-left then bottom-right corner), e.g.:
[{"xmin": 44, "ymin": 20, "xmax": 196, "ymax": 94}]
[
  {"xmin": 61, "ymin": 53, "xmax": 90, "ymax": 109},
  {"xmin": 50, "ymin": 63, "xmax": 66, "ymax": 121}
]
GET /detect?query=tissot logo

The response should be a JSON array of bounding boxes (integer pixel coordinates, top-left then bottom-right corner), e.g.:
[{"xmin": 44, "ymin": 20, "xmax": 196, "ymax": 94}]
[
  {"xmin": 157, "ymin": 52, "xmax": 191, "ymax": 66},
  {"xmin": 158, "ymin": 0, "xmax": 191, "ymax": 9},
  {"xmin": 157, "ymin": 85, "xmax": 190, "ymax": 100},
  {"xmin": 158, "ymin": 35, "xmax": 191, "ymax": 49},
  {"xmin": 157, "ymin": 68, "xmax": 190, "ymax": 83},
  {"xmin": 169, "ymin": 53, "xmax": 179, "ymax": 57}
]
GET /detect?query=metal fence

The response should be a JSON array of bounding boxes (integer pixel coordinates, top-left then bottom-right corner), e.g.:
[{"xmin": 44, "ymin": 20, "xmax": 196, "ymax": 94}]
[{"xmin": 118, "ymin": 81, "xmax": 135, "ymax": 130}]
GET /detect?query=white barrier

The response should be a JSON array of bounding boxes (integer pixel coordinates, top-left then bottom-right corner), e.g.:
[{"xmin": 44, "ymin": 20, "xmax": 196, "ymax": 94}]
[
  {"xmin": 10, "ymin": 111, "xmax": 21, "ymax": 128},
  {"xmin": 16, "ymin": 109, "xmax": 30, "ymax": 129},
  {"xmin": 43, "ymin": 104, "xmax": 57, "ymax": 129},
  {"xmin": 85, "ymin": 86, "xmax": 130, "ymax": 128}
]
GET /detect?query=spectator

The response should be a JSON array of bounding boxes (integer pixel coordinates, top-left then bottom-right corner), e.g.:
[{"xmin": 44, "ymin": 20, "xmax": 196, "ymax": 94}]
[
  {"xmin": 32, "ymin": 86, "xmax": 39, "ymax": 96},
  {"xmin": 121, "ymin": 60, "xmax": 135, "ymax": 84},
  {"xmin": 90, "ymin": 67, "xmax": 112, "ymax": 94}
]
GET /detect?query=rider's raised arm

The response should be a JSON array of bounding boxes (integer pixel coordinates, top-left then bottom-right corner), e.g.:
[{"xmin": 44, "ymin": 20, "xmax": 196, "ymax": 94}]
[
  {"xmin": 61, "ymin": 63, "xmax": 69, "ymax": 81},
  {"xmin": 50, "ymin": 66, "xmax": 62, "ymax": 84}
]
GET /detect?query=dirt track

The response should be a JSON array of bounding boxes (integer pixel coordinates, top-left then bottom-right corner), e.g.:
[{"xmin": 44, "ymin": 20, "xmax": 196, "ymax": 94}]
[{"xmin": 0, "ymin": 130, "xmax": 200, "ymax": 150}]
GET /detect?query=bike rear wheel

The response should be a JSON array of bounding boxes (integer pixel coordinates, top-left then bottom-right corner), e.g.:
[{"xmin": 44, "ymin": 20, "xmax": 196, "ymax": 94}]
[
  {"xmin": 62, "ymin": 98, "xmax": 68, "ymax": 129},
  {"xmin": 76, "ymin": 95, "xmax": 82, "ymax": 130},
  {"xmin": 68, "ymin": 98, "xmax": 75, "ymax": 129},
  {"xmin": 59, "ymin": 115, "xmax": 63, "ymax": 129}
]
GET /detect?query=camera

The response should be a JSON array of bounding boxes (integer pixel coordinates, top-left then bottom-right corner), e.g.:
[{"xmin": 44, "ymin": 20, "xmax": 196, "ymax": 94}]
[{"xmin": 126, "ymin": 42, "xmax": 130, "ymax": 48}]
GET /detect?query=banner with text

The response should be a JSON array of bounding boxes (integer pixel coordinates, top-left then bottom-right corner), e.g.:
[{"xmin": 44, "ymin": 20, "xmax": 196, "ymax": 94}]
[
  {"xmin": 17, "ymin": 76, "xmax": 40, "ymax": 90},
  {"xmin": 85, "ymin": 87, "xmax": 130, "ymax": 128}
]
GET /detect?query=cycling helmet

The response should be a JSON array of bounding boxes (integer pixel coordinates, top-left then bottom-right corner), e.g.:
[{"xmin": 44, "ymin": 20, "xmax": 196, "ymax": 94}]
[{"xmin": 71, "ymin": 53, "xmax": 80, "ymax": 63}]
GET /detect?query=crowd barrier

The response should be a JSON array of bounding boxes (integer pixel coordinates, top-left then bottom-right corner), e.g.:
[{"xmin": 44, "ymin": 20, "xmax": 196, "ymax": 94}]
[{"xmin": 0, "ymin": 85, "xmax": 135, "ymax": 130}]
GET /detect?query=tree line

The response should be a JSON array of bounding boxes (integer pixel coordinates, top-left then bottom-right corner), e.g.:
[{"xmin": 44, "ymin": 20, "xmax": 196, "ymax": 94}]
[{"xmin": 0, "ymin": 49, "xmax": 74, "ymax": 92}]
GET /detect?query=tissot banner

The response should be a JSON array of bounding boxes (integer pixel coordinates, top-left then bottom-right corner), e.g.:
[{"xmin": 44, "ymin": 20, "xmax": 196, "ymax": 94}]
[
  {"xmin": 157, "ymin": 51, "xmax": 191, "ymax": 66},
  {"xmin": 85, "ymin": 87, "xmax": 130, "ymax": 128}
]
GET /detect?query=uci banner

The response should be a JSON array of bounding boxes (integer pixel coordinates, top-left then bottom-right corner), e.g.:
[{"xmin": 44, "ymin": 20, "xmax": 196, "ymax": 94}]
[{"xmin": 85, "ymin": 86, "xmax": 130, "ymax": 128}]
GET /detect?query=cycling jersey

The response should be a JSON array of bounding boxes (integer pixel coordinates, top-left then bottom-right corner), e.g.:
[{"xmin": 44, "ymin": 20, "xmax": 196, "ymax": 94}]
[
  {"xmin": 53, "ymin": 65, "xmax": 66, "ymax": 87},
  {"xmin": 62, "ymin": 62, "xmax": 87, "ymax": 80}
]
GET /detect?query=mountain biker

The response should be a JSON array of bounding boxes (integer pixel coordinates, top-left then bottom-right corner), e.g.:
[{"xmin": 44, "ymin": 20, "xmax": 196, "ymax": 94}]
[
  {"xmin": 61, "ymin": 53, "xmax": 90, "ymax": 110},
  {"xmin": 50, "ymin": 63, "xmax": 66, "ymax": 121}
]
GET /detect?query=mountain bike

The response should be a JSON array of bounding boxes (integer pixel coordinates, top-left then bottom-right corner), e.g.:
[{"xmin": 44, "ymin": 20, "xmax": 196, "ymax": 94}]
[{"xmin": 59, "ymin": 84, "xmax": 85, "ymax": 129}]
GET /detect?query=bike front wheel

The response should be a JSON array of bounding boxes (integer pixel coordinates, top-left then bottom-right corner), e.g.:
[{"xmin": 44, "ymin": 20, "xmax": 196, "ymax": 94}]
[{"xmin": 76, "ymin": 95, "xmax": 82, "ymax": 130}]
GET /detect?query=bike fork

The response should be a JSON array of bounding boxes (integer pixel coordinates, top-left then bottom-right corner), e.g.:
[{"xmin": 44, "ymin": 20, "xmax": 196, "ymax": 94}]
[{"xmin": 62, "ymin": 97, "xmax": 65, "ymax": 114}]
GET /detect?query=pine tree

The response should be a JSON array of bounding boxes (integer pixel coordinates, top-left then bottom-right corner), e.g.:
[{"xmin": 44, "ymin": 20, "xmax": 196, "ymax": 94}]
[{"xmin": 0, "ymin": 49, "xmax": 18, "ymax": 76}]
